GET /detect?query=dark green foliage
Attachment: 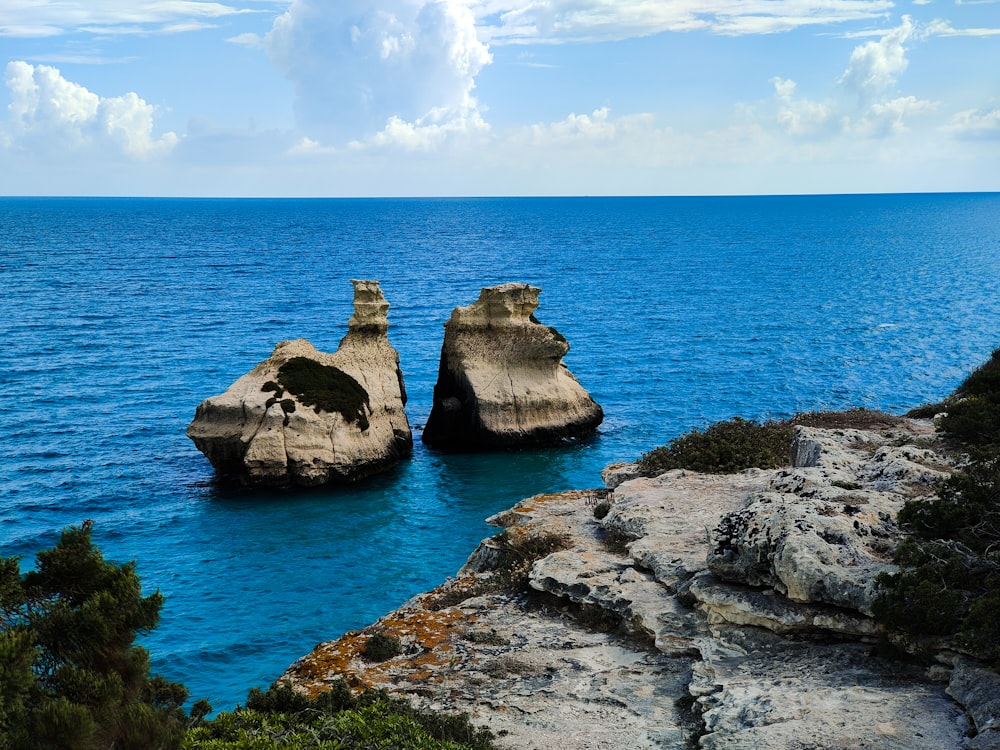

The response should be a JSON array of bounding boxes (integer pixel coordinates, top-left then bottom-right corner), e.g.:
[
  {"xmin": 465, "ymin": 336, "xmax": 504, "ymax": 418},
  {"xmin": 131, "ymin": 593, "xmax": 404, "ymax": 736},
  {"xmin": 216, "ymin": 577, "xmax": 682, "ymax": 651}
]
[
  {"xmin": 592, "ymin": 501, "xmax": 612, "ymax": 520},
  {"xmin": 261, "ymin": 381, "xmax": 283, "ymax": 396},
  {"xmin": 0, "ymin": 523, "xmax": 191, "ymax": 750},
  {"xmin": 276, "ymin": 357, "xmax": 370, "ymax": 431},
  {"xmin": 490, "ymin": 530, "xmax": 571, "ymax": 591},
  {"xmin": 185, "ymin": 680, "xmax": 495, "ymax": 750},
  {"xmin": 638, "ymin": 417, "xmax": 793, "ymax": 475},
  {"xmin": 874, "ymin": 450, "xmax": 1000, "ymax": 664},
  {"xmin": 362, "ymin": 633, "xmax": 402, "ymax": 662},
  {"xmin": 874, "ymin": 351, "xmax": 1000, "ymax": 663},
  {"xmin": 938, "ymin": 348, "xmax": 1000, "ymax": 446}
]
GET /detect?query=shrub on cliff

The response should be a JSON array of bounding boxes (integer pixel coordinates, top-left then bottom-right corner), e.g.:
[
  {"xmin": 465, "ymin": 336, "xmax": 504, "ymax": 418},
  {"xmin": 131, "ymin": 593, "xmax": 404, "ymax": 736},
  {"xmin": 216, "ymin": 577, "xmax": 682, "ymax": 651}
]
[
  {"xmin": 874, "ymin": 450, "xmax": 1000, "ymax": 664},
  {"xmin": 184, "ymin": 680, "xmax": 495, "ymax": 750},
  {"xmin": 937, "ymin": 347, "xmax": 1000, "ymax": 446},
  {"xmin": 874, "ymin": 351, "xmax": 1000, "ymax": 664},
  {"xmin": 0, "ymin": 523, "xmax": 195, "ymax": 750},
  {"xmin": 638, "ymin": 417, "xmax": 793, "ymax": 475}
]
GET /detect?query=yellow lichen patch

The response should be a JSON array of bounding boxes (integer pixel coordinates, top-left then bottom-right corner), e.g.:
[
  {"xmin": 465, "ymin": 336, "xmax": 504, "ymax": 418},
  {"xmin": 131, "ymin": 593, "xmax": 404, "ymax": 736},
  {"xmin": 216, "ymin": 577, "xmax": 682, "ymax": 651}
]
[
  {"xmin": 291, "ymin": 606, "xmax": 471, "ymax": 699},
  {"xmin": 285, "ymin": 630, "xmax": 372, "ymax": 697},
  {"xmin": 511, "ymin": 489, "xmax": 594, "ymax": 516}
]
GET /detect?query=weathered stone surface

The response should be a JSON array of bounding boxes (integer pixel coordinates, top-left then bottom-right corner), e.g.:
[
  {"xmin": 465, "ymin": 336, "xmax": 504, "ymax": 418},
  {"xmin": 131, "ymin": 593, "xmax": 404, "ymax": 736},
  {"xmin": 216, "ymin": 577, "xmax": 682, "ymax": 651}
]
[
  {"xmin": 281, "ymin": 420, "xmax": 982, "ymax": 748},
  {"xmin": 186, "ymin": 280, "xmax": 411, "ymax": 486},
  {"xmin": 949, "ymin": 658, "xmax": 1000, "ymax": 748},
  {"xmin": 422, "ymin": 283, "xmax": 603, "ymax": 449},
  {"xmin": 708, "ymin": 422, "xmax": 951, "ymax": 616},
  {"xmin": 692, "ymin": 626, "xmax": 967, "ymax": 750}
]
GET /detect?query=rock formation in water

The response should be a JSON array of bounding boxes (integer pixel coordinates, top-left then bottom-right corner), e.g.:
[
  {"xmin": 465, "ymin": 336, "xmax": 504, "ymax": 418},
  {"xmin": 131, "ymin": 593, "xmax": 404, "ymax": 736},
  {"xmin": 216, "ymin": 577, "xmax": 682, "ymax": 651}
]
[
  {"xmin": 186, "ymin": 280, "xmax": 412, "ymax": 487},
  {"xmin": 280, "ymin": 416, "xmax": 1000, "ymax": 748},
  {"xmin": 422, "ymin": 282, "xmax": 603, "ymax": 449}
]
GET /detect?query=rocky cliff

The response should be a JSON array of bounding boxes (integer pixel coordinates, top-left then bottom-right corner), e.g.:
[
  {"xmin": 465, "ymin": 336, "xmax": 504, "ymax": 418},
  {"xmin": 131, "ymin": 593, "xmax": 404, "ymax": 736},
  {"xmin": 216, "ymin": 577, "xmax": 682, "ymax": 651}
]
[
  {"xmin": 187, "ymin": 280, "xmax": 412, "ymax": 487},
  {"xmin": 281, "ymin": 416, "xmax": 1000, "ymax": 748},
  {"xmin": 422, "ymin": 283, "xmax": 603, "ymax": 449}
]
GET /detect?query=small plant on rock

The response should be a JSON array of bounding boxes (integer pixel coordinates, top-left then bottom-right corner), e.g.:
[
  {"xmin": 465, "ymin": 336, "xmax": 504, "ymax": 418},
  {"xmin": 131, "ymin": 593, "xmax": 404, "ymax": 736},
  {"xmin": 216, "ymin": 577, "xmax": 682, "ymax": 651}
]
[
  {"xmin": 362, "ymin": 632, "xmax": 403, "ymax": 662},
  {"xmin": 638, "ymin": 417, "xmax": 793, "ymax": 476}
]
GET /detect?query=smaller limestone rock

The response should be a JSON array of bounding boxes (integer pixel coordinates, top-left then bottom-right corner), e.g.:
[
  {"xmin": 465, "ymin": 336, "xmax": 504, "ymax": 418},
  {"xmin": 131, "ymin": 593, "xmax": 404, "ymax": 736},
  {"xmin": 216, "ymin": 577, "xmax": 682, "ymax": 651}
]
[
  {"xmin": 186, "ymin": 280, "xmax": 411, "ymax": 486},
  {"xmin": 422, "ymin": 282, "xmax": 603, "ymax": 449}
]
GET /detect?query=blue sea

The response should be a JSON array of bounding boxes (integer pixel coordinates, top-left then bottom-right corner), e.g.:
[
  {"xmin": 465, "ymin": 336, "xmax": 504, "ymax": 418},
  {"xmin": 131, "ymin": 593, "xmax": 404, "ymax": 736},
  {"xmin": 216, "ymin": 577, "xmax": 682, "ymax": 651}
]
[{"xmin": 3, "ymin": 194, "xmax": 999, "ymax": 711}]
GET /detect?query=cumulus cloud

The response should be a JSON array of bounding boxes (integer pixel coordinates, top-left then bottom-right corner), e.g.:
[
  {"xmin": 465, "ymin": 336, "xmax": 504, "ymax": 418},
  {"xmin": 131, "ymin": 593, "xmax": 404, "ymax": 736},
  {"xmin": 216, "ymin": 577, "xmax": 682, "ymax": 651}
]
[
  {"xmin": 771, "ymin": 77, "xmax": 835, "ymax": 136},
  {"xmin": 838, "ymin": 15, "xmax": 916, "ymax": 99},
  {"xmin": 3, "ymin": 61, "xmax": 178, "ymax": 158},
  {"xmin": 947, "ymin": 108, "xmax": 1000, "ymax": 139},
  {"xmin": 846, "ymin": 95, "xmax": 938, "ymax": 137},
  {"xmin": 471, "ymin": 0, "xmax": 895, "ymax": 42},
  {"xmin": 265, "ymin": 0, "xmax": 491, "ymax": 145}
]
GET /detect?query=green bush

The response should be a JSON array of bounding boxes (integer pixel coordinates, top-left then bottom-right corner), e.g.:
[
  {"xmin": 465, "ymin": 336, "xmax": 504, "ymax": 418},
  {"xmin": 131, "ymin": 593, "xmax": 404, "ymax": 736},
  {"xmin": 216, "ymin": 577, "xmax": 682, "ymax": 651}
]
[
  {"xmin": 938, "ymin": 348, "xmax": 1000, "ymax": 446},
  {"xmin": 637, "ymin": 417, "xmax": 793, "ymax": 475},
  {"xmin": 362, "ymin": 633, "xmax": 403, "ymax": 662},
  {"xmin": 0, "ymin": 523, "xmax": 195, "ymax": 750},
  {"xmin": 275, "ymin": 357, "xmax": 371, "ymax": 431},
  {"xmin": 874, "ymin": 422, "xmax": 1000, "ymax": 663},
  {"xmin": 184, "ymin": 681, "xmax": 495, "ymax": 750}
]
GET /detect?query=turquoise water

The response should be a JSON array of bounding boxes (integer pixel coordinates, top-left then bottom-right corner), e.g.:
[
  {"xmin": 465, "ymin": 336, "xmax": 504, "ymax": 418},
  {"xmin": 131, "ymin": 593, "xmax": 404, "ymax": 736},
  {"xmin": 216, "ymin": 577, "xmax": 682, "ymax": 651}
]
[{"xmin": 3, "ymin": 194, "xmax": 1000, "ymax": 710}]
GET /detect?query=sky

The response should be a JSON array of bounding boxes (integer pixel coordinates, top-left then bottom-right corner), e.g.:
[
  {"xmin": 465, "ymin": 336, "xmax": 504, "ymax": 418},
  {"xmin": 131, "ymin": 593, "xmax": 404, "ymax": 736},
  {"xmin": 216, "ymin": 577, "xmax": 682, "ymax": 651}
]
[{"xmin": 1, "ymin": 0, "xmax": 998, "ymax": 196}]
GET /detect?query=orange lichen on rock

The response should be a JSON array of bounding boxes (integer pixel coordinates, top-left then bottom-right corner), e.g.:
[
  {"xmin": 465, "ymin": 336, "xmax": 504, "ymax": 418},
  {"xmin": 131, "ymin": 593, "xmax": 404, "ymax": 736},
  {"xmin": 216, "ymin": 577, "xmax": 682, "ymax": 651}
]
[{"xmin": 286, "ymin": 605, "xmax": 470, "ymax": 699}]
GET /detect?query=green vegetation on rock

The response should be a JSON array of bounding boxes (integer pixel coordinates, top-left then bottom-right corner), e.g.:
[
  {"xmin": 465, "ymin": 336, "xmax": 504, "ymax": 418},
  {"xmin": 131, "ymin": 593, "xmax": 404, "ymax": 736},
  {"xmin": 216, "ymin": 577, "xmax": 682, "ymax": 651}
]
[
  {"xmin": 637, "ymin": 417, "xmax": 794, "ymax": 475},
  {"xmin": 874, "ymin": 350, "xmax": 1000, "ymax": 666},
  {"xmin": 184, "ymin": 681, "xmax": 495, "ymax": 750},
  {"xmin": 273, "ymin": 357, "xmax": 371, "ymax": 431},
  {"xmin": 937, "ymin": 347, "xmax": 1000, "ymax": 446},
  {"xmin": 637, "ymin": 409, "xmax": 903, "ymax": 476}
]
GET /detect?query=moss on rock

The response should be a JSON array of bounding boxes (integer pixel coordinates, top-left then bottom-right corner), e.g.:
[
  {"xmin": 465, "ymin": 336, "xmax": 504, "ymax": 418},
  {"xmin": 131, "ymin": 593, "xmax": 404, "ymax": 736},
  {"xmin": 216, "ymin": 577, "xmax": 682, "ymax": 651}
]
[{"xmin": 276, "ymin": 356, "xmax": 371, "ymax": 431}]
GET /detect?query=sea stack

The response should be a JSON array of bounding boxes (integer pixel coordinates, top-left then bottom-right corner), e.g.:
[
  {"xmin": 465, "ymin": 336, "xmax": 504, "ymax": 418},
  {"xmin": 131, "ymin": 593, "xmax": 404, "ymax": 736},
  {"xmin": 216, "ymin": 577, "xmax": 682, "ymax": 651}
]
[
  {"xmin": 422, "ymin": 282, "xmax": 603, "ymax": 449},
  {"xmin": 187, "ymin": 280, "xmax": 412, "ymax": 486}
]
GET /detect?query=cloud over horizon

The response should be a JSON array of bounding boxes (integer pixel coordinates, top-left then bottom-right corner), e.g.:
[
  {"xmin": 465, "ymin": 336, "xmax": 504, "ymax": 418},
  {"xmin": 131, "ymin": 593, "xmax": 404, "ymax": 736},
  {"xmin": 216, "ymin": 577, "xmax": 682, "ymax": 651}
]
[
  {"xmin": 265, "ymin": 0, "xmax": 491, "ymax": 146},
  {"xmin": 3, "ymin": 61, "xmax": 178, "ymax": 158}
]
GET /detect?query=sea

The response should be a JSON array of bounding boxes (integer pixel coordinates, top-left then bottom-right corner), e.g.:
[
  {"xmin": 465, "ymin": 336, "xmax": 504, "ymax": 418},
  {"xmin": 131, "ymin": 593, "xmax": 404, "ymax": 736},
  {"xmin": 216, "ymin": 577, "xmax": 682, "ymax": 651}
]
[{"xmin": 2, "ymin": 193, "xmax": 999, "ymax": 711}]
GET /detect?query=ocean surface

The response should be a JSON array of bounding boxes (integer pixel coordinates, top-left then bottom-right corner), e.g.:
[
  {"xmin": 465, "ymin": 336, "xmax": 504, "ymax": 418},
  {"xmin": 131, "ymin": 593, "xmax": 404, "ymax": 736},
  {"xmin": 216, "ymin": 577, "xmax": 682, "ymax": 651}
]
[{"xmin": 3, "ymin": 194, "xmax": 999, "ymax": 711}]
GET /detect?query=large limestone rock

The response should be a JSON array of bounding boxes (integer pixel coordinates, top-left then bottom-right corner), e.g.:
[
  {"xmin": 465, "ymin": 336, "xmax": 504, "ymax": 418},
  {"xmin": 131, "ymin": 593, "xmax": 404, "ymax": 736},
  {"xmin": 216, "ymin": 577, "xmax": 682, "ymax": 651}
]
[
  {"xmin": 187, "ymin": 280, "xmax": 411, "ymax": 487},
  {"xmin": 707, "ymin": 423, "xmax": 952, "ymax": 617},
  {"xmin": 422, "ymin": 283, "xmax": 603, "ymax": 449},
  {"xmin": 280, "ymin": 420, "xmax": 981, "ymax": 749}
]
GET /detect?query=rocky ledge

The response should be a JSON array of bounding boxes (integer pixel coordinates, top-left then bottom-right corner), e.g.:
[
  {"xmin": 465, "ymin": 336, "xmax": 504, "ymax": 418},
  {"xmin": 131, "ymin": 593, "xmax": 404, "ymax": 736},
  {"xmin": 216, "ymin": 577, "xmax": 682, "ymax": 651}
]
[
  {"xmin": 186, "ymin": 280, "xmax": 412, "ymax": 486},
  {"xmin": 422, "ymin": 283, "xmax": 603, "ymax": 449},
  {"xmin": 280, "ymin": 415, "xmax": 1000, "ymax": 748}
]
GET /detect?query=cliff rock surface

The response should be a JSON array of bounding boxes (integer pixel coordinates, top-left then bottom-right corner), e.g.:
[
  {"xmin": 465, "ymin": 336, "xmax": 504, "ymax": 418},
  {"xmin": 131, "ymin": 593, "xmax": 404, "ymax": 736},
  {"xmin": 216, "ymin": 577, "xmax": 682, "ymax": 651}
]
[
  {"xmin": 422, "ymin": 283, "xmax": 603, "ymax": 449},
  {"xmin": 282, "ymin": 417, "xmax": 998, "ymax": 748},
  {"xmin": 186, "ymin": 280, "xmax": 411, "ymax": 486}
]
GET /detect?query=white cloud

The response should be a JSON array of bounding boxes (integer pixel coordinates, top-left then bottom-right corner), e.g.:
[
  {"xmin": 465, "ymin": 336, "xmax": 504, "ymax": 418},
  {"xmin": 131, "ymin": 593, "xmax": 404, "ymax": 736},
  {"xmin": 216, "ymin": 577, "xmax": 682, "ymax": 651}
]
[
  {"xmin": 226, "ymin": 31, "xmax": 264, "ymax": 47},
  {"xmin": 0, "ymin": 1, "xmax": 265, "ymax": 37},
  {"xmin": 771, "ymin": 77, "xmax": 835, "ymax": 136},
  {"xmin": 846, "ymin": 95, "xmax": 938, "ymax": 137},
  {"xmin": 838, "ymin": 15, "xmax": 915, "ymax": 98},
  {"xmin": 3, "ymin": 61, "xmax": 178, "ymax": 158},
  {"xmin": 471, "ymin": 0, "xmax": 895, "ymax": 42},
  {"xmin": 947, "ymin": 108, "xmax": 1000, "ymax": 139},
  {"xmin": 265, "ymin": 0, "xmax": 492, "ymax": 144},
  {"xmin": 925, "ymin": 19, "xmax": 1000, "ymax": 36}
]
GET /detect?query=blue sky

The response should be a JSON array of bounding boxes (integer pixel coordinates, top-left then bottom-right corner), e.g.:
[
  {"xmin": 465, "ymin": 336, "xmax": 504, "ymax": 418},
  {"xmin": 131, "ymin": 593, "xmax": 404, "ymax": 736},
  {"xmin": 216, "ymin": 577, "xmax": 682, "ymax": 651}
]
[{"xmin": 1, "ymin": 0, "xmax": 998, "ymax": 196}]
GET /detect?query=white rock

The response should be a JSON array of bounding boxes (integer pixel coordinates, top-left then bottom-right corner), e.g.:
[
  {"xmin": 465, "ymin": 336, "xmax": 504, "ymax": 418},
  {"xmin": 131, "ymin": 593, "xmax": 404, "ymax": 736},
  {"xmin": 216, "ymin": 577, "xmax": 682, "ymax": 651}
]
[
  {"xmin": 187, "ymin": 280, "xmax": 411, "ymax": 486},
  {"xmin": 422, "ymin": 283, "xmax": 603, "ymax": 449}
]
